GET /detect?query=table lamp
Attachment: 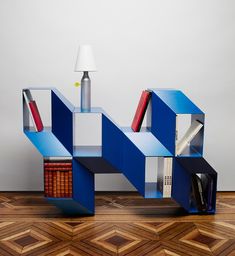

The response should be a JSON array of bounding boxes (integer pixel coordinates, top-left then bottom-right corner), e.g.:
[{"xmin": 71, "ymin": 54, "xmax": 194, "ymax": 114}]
[{"xmin": 75, "ymin": 45, "xmax": 97, "ymax": 112}]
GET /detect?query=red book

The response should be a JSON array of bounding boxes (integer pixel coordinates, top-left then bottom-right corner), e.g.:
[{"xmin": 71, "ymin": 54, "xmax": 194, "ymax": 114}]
[
  {"xmin": 29, "ymin": 100, "xmax": 43, "ymax": 132},
  {"xmin": 131, "ymin": 90, "xmax": 151, "ymax": 132}
]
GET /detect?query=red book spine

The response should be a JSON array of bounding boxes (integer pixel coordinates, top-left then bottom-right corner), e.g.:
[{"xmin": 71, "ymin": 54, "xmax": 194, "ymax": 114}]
[
  {"xmin": 131, "ymin": 90, "xmax": 151, "ymax": 132},
  {"xmin": 69, "ymin": 170, "xmax": 73, "ymax": 197},
  {"xmin": 44, "ymin": 167, "xmax": 72, "ymax": 171},
  {"xmin": 57, "ymin": 171, "xmax": 61, "ymax": 198},
  {"xmin": 29, "ymin": 100, "xmax": 43, "ymax": 132},
  {"xmin": 44, "ymin": 163, "xmax": 72, "ymax": 167},
  {"xmin": 53, "ymin": 172, "xmax": 57, "ymax": 197}
]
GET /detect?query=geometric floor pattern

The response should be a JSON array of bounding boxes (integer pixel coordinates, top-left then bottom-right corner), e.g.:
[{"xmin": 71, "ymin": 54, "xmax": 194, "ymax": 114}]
[{"xmin": 0, "ymin": 192, "xmax": 234, "ymax": 255}]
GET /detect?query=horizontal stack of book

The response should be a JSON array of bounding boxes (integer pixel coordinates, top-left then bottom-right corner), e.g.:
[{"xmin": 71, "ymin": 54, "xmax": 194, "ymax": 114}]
[{"xmin": 44, "ymin": 158, "xmax": 72, "ymax": 198}]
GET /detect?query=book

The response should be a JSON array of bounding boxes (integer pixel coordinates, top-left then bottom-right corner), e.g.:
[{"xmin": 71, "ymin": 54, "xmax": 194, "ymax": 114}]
[
  {"xmin": 157, "ymin": 157, "xmax": 172, "ymax": 198},
  {"xmin": 191, "ymin": 174, "xmax": 207, "ymax": 212},
  {"xmin": 23, "ymin": 90, "xmax": 43, "ymax": 132},
  {"xmin": 29, "ymin": 101, "xmax": 43, "ymax": 132},
  {"xmin": 201, "ymin": 174, "xmax": 214, "ymax": 211},
  {"xmin": 176, "ymin": 120, "xmax": 203, "ymax": 155},
  {"xmin": 131, "ymin": 90, "xmax": 151, "ymax": 132}
]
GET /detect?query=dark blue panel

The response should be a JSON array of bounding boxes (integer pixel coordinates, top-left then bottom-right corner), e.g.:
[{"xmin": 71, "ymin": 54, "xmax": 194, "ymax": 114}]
[
  {"xmin": 76, "ymin": 157, "xmax": 120, "ymax": 173},
  {"xmin": 122, "ymin": 136, "xmax": 145, "ymax": 196},
  {"xmin": 72, "ymin": 159, "xmax": 94, "ymax": 214},
  {"xmin": 172, "ymin": 159, "xmax": 191, "ymax": 211},
  {"xmin": 151, "ymin": 92, "xmax": 176, "ymax": 154},
  {"xmin": 191, "ymin": 114, "xmax": 205, "ymax": 156},
  {"xmin": 47, "ymin": 198, "xmax": 92, "ymax": 215},
  {"xmin": 151, "ymin": 89, "xmax": 204, "ymax": 114},
  {"xmin": 102, "ymin": 114, "xmax": 124, "ymax": 171},
  {"xmin": 52, "ymin": 91, "xmax": 73, "ymax": 154}
]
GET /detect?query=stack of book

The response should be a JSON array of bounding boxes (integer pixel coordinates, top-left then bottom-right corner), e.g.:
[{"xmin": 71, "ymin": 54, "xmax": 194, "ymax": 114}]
[{"xmin": 44, "ymin": 158, "xmax": 73, "ymax": 198}]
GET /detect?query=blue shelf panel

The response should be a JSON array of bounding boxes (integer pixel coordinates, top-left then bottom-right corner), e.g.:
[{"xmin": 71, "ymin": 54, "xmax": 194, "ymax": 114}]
[
  {"xmin": 124, "ymin": 132, "xmax": 173, "ymax": 157},
  {"xmin": 73, "ymin": 146, "xmax": 102, "ymax": 157},
  {"xmin": 47, "ymin": 198, "xmax": 93, "ymax": 215},
  {"xmin": 151, "ymin": 89, "xmax": 204, "ymax": 114},
  {"xmin": 52, "ymin": 91, "xmax": 73, "ymax": 154},
  {"xmin": 145, "ymin": 183, "xmax": 163, "ymax": 198},
  {"xmin": 24, "ymin": 128, "xmax": 71, "ymax": 157},
  {"xmin": 102, "ymin": 114, "xmax": 124, "ymax": 171},
  {"xmin": 72, "ymin": 159, "xmax": 95, "ymax": 214}
]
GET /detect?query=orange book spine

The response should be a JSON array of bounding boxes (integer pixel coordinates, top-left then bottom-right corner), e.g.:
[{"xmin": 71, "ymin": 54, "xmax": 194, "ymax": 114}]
[
  {"xmin": 44, "ymin": 170, "xmax": 49, "ymax": 197},
  {"xmin": 48, "ymin": 171, "xmax": 53, "ymax": 197},
  {"xmin": 60, "ymin": 171, "xmax": 65, "ymax": 197},
  {"xmin": 53, "ymin": 172, "xmax": 57, "ymax": 197},
  {"xmin": 57, "ymin": 171, "xmax": 61, "ymax": 198},
  {"xmin": 65, "ymin": 171, "xmax": 69, "ymax": 197}
]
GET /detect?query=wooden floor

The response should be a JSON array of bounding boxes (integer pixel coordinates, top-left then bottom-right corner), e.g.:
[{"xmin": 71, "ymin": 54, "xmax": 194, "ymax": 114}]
[{"xmin": 0, "ymin": 192, "xmax": 234, "ymax": 255}]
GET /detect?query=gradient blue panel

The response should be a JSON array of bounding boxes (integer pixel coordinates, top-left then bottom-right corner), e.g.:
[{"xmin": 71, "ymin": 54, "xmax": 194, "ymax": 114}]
[
  {"xmin": 74, "ymin": 107, "xmax": 104, "ymax": 113},
  {"xmin": 102, "ymin": 114, "xmax": 124, "ymax": 171},
  {"xmin": 73, "ymin": 146, "xmax": 102, "ymax": 157},
  {"xmin": 124, "ymin": 132, "xmax": 172, "ymax": 157},
  {"xmin": 47, "ymin": 198, "xmax": 92, "ymax": 215},
  {"xmin": 52, "ymin": 91, "xmax": 73, "ymax": 154},
  {"xmin": 122, "ymin": 137, "xmax": 145, "ymax": 196},
  {"xmin": 24, "ymin": 129, "xmax": 71, "ymax": 157},
  {"xmin": 72, "ymin": 159, "xmax": 94, "ymax": 214},
  {"xmin": 151, "ymin": 92, "xmax": 176, "ymax": 154},
  {"xmin": 152, "ymin": 89, "xmax": 204, "ymax": 114},
  {"xmin": 172, "ymin": 159, "xmax": 191, "ymax": 211}
]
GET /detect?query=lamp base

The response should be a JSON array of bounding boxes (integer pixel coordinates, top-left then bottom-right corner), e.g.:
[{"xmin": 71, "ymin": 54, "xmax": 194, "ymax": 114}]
[{"xmin": 81, "ymin": 71, "xmax": 91, "ymax": 112}]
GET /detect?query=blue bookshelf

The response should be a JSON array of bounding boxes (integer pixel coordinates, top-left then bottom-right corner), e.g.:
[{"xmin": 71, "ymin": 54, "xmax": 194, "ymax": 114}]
[{"xmin": 22, "ymin": 87, "xmax": 217, "ymax": 215}]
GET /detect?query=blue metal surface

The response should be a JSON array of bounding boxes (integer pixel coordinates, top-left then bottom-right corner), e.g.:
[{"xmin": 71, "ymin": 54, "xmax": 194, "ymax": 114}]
[
  {"xmin": 151, "ymin": 91, "xmax": 176, "ymax": 154},
  {"xmin": 73, "ymin": 146, "xmax": 102, "ymax": 157},
  {"xmin": 72, "ymin": 159, "xmax": 95, "ymax": 214},
  {"xmin": 151, "ymin": 89, "xmax": 204, "ymax": 114},
  {"xmin": 124, "ymin": 132, "xmax": 172, "ymax": 157},
  {"xmin": 122, "ymin": 136, "xmax": 146, "ymax": 196},
  {"xmin": 52, "ymin": 91, "xmax": 73, "ymax": 154},
  {"xmin": 102, "ymin": 114, "xmax": 124, "ymax": 171},
  {"xmin": 172, "ymin": 158, "xmax": 191, "ymax": 211},
  {"xmin": 24, "ymin": 128, "xmax": 71, "ymax": 157}
]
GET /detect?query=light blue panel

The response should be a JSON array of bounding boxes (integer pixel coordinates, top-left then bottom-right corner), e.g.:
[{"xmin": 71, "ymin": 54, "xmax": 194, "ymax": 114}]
[
  {"xmin": 73, "ymin": 159, "xmax": 94, "ymax": 214},
  {"xmin": 47, "ymin": 198, "xmax": 92, "ymax": 215},
  {"xmin": 124, "ymin": 132, "xmax": 172, "ymax": 157},
  {"xmin": 151, "ymin": 89, "xmax": 204, "ymax": 114},
  {"xmin": 73, "ymin": 146, "xmax": 102, "ymax": 157},
  {"xmin": 24, "ymin": 128, "xmax": 71, "ymax": 157}
]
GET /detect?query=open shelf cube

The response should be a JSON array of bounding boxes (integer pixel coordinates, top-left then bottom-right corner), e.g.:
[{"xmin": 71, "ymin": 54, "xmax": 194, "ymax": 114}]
[
  {"xmin": 150, "ymin": 89, "xmax": 205, "ymax": 157},
  {"xmin": 23, "ymin": 88, "xmax": 52, "ymax": 132},
  {"xmin": 172, "ymin": 157, "xmax": 217, "ymax": 214}
]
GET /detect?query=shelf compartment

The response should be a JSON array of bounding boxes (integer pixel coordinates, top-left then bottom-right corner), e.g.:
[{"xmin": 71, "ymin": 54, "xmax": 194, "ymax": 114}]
[{"xmin": 172, "ymin": 157, "xmax": 217, "ymax": 214}]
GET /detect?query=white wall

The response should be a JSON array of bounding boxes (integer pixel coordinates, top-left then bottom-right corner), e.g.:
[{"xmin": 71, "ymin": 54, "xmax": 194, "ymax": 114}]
[{"xmin": 0, "ymin": 0, "xmax": 234, "ymax": 191}]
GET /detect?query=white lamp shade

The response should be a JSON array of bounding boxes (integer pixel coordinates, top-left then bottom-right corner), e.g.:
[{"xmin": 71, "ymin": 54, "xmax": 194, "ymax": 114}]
[{"xmin": 75, "ymin": 45, "xmax": 97, "ymax": 72}]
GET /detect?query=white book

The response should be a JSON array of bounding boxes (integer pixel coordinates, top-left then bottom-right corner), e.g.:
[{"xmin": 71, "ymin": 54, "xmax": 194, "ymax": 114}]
[
  {"xmin": 23, "ymin": 90, "xmax": 38, "ymax": 131},
  {"xmin": 158, "ymin": 157, "xmax": 172, "ymax": 198},
  {"xmin": 176, "ymin": 120, "xmax": 203, "ymax": 155}
]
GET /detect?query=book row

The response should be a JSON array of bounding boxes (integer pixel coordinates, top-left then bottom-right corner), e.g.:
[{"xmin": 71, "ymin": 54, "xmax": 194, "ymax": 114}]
[{"xmin": 44, "ymin": 165, "xmax": 73, "ymax": 198}]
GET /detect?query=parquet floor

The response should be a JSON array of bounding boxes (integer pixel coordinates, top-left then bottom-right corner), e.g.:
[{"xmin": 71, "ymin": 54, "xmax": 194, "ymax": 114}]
[{"xmin": 0, "ymin": 192, "xmax": 234, "ymax": 255}]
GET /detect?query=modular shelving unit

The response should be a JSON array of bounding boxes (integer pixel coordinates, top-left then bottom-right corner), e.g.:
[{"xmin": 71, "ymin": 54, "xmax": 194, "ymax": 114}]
[{"xmin": 22, "ymin": 87, "xmax": 217, "ymax": 215}]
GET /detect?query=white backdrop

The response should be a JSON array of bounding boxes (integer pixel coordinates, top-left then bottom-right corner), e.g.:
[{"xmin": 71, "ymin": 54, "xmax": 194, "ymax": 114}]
[{"xmin": 0, "ymin": 0, "xmax": 234, "ymax": 191}]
